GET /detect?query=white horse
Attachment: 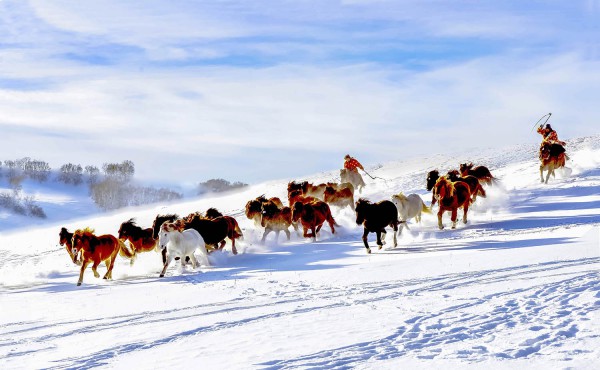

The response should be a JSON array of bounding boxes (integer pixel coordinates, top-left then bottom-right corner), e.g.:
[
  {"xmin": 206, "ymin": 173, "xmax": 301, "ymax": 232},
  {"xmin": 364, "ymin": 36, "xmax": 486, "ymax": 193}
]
[
  {"xmin": 158, "ymin": 222, "xmax": 209, "ymax": 277},
  {"xmin": 391, "ymin": 193, "xmax": 431, "ymax": 235},
  {"xmin": 340, "ymin": 169, "xmax": 365, "ymax": 193}
]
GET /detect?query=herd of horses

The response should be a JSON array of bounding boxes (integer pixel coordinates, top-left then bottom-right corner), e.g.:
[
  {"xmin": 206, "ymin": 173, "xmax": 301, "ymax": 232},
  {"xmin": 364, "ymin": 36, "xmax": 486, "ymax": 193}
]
[{"xmin": 59, "ymin": 145, "xmax": 567, "ymax": 285}]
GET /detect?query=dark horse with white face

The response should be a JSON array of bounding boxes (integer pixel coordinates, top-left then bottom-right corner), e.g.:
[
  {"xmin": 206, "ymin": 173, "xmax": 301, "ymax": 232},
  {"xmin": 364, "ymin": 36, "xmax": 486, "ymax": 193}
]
[{"xmin": 355, "ymin": 199, "xmax": 400, "ymax": 254}]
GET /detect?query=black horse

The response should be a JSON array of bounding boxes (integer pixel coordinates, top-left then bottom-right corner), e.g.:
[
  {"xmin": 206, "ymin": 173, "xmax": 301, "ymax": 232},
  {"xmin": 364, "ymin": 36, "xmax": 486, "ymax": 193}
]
[
  {"xmin": 355, "ymin": 198, "xmax": 401, "ymax": 254},
  {"xmin": 426, "ymin": 170, "xmax": 440, "ymax": 206}
]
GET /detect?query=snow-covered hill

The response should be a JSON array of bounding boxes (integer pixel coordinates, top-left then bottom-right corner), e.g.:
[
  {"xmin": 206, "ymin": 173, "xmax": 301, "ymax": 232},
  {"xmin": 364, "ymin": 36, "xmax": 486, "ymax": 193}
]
[{"xmin": 1, "ymin": 136, "xmax": 599, "ymax": 369}]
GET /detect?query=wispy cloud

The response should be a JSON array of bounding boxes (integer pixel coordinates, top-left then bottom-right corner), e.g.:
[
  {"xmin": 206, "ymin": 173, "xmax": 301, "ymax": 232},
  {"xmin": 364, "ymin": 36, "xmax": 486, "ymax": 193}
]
[{"xmin": 0, "ymin": 0, "xmax": 598, "ymax": 184}]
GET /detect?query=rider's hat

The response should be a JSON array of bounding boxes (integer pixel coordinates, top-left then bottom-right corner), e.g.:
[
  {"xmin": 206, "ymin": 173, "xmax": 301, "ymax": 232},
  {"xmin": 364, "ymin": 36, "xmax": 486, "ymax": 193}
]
[{"xmin": 545, "ymin": 124, "xmax": 552, "ymax": 130}]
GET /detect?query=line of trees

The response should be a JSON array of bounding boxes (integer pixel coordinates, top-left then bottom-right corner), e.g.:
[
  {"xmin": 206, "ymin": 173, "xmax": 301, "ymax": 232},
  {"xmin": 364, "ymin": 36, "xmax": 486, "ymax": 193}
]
[{"xmin": 0, "ymin": 157, "xmax": 249, "ymax": 215}]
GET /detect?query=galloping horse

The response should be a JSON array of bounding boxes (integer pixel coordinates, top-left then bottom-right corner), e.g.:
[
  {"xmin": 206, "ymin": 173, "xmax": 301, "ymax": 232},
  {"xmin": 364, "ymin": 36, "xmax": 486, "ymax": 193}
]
[
  {"xmin": 117, "ymin": 219, "xmax": 158, "ymax": 265},
  {"xmin": 183, "ymin": 214, "xmax": 243, "ymax": 255},
  {"xmin": 260, "ymin": 200, "xmax": 294, "ymax": 243},
  {"xmin": 391, "ymin": 193, "xmax": 430, "ymax": 235},
  {"xmin": 323, "ymin": 185, "xmax": 355, "ymax": 210},
  {"xmin": 340, "ymin": 169, "xmax": 365, "ymax": 193},
  {"xmin": 152, "ymin": 214, "xmax": 180, "ymax": 239},
  {"xmin": 158, "ymin": 222, "xmax": 209, "ymax": 277},
  {"xmin": 426, "ymin": 170, "xmax": 441, "ymax": 206},
  {"xmin": 433, "ymin": 177, "xmax": 471, "ymax": 230},
  {"xmin": 287, "ymin": 181, "xmax": 327, "ymax": 200},
  {"xmin": 355, "ymin": 199, "xmax": 400, "ymax": 253},
  {"xmin": 71, "ymin": 230, "xmax": 134, "ymax": 286},
  {"xmin": 539, "ymin": 142, "xmax": 567, "ymax": 184},
  {"xmin": 245, "ymin": 196, "xmax": 284, "ymax": 226},
  {"xmin": 446, "ymin": 170, "xmax": 486, "ymax": 202},
  {"xmin": 459, "ymin": 163, "xmax": 496, "ymax": 185},
  {"xmin": 292, "ymin": 200, "xmax": 337, "ymax": 240}
]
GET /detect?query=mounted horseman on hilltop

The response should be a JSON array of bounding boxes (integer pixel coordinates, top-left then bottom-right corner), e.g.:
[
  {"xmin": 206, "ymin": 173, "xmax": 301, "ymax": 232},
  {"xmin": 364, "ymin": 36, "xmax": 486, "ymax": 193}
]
[
  {"xmin": 340, "ymin": 154, "xmax": 366, "ymax": 193},
  {"xmin": 535, "ymin": 118, "xmax": 569, "ymax": 183}
]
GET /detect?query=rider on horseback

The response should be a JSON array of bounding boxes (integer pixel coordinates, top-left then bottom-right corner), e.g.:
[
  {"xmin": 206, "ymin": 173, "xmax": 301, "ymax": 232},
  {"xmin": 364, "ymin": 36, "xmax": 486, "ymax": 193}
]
[
  {"xmin": 537, "ymin": 123, "xmax": 565, "ymax": 146},
  {"xmin": 344, "ymin": 154, "xmax": 364, "ymax": 173}
]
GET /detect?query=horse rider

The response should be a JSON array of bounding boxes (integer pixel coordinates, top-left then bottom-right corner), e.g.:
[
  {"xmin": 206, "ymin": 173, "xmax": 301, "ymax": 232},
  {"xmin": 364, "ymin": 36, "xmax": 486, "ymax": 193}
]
[
  {"xmin": 343, "ymin": 154, "xmax": 364, "ymax": 173},
  {"xmin": 537, "ymin": 123, "xmax": 565, "ymax": 146}
]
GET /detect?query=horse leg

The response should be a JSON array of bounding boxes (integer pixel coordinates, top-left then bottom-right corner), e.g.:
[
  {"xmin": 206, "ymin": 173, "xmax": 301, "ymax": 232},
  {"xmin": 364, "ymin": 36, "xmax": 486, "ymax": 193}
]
[
  {"xmin": 189, "ymin": 254, "xmax": 198, "ymax": 269},
  {"xmin": 91, "ymin": 261, "xmax": 101, "ymax": 278},
  {"xmin": 261, "ymin": 227, "xmax": 272, "ymax": 243},
  {"xmin": 437, "ymin": 209, "xmax": 444, "ymax": 230},
  {"xmin": 160, "ymin": 255, "xmax": 174, "ymax": 277},
  {"xmin": 540, "ymin": 164, "xmax": 545, "ymax": 183},
  {"xmin": 77, "ymin": 260, "xmax": 90, "ymax": 286},
  {"xmin": 275, "ymin": 230, "xmax": 281, "ymax": 243},
  {"xmin": 463, "ymin": 204, "xmax": 469, "ymax": 224},
  {"xmin": 230, "ymin": 238, "xmax": 238, "ymax": 255},
  {"xmin": 362, "ymin": 228, "xmax": 371, "ymax": 254},
  {"xmin": 451, "ymin": 208, "xmax": 458, "ymax": 229},
  {"xmin": 284, "ymin": 228, "xmax": 291, "ymax": 241},
  {"xmin": 104, "ymin": 255, "xmax": 117, "ymax": 280},
  {"xmin": 219, "ymin": 240, "xmax": 226, "ymax": 250},
  {"xmin": 376, "ymin": 230, "xmax": 385, "ymax": 249},
  {"xmin": 315, "ymin": 224, "xmax": 323, "ymax": 236},
  {"xmin": 392, "ymin": 223, "xmax": 398, "ymax": 248},
  {"xmin": 302, "ymin": 226, "xmax": 310, "ymax": 238}
]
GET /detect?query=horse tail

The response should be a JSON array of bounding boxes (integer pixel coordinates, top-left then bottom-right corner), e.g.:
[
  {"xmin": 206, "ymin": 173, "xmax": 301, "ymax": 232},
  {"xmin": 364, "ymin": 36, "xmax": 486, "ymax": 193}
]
[
  {"xmin": 118, "ymin": 239, "xmax": 135, "ymax": 259},
  {"xmin": 234, "ymin": 220, "xmax": 244, "ymax": 241},
  {"xmin": 421, "ymin": 201, "xmax": 432, "ymax": 214}
]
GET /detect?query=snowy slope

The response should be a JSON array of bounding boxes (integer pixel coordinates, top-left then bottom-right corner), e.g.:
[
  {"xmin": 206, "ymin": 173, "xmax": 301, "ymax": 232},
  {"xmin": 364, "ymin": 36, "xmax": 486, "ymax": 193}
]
[{"xmin": 0, "ymin": 136, "xmax": 599, "ymax": 369}]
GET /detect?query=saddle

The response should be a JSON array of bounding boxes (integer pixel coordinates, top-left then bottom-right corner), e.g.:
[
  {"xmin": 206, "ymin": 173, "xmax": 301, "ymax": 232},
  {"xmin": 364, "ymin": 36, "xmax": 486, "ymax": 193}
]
[{"xmin": 539, "ymin": 142, "xmax": 566, "ymax": 160}]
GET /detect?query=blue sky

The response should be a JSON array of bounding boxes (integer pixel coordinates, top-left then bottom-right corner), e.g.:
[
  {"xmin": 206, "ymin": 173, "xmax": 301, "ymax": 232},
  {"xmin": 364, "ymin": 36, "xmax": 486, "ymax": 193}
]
[{"xmin": 1, "ymin": 0, "xmax": 599, "ymax": 185}]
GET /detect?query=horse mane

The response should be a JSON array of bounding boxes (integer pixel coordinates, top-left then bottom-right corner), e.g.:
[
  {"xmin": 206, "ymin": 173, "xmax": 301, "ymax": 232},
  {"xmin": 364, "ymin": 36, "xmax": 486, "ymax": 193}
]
[
  {"xmin": 356, "ymin": 198, "xmax": 372, "ymax": 207},
  {"xmin": 205, "ymin": 207, "xmax": 223, "ymax": 219},
  {"xmin": 435, "ymin": 176, "xmax": 455, "ymax": 198},
  {"xmin": 76, "ymin": 227, "xmax": 95, "ymax": 234},
  {"xmin": 392, "ymin": 193, "xmax": 407, "ymax": 201}
]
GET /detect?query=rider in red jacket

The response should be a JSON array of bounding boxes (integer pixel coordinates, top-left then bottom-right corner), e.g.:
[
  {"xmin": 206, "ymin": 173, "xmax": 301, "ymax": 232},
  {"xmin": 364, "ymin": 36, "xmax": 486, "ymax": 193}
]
[
  {"xmin": 343, "ymin": 154, "xmax": 364, "ymax": 173},
  {"xmin": 537, "ymin": 124, "xmax": 565, "ymax": 146}
]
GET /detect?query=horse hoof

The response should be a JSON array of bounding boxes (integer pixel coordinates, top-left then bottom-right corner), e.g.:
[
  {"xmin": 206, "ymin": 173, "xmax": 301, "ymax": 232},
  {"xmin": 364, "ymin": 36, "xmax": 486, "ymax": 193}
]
[
  {"xmin": 77, "ymin": 282, "xmax": 82, "ymax": 286},
  {"xmin": 378, "ymin": 245, "xmax": 383, "ymax": 250},
  {"xmin": 366, "ymin": 249, "xmax": 371, "ymax": 254},
  {"xmin": 159, "ymin": 274, "xmax": 164, "ymax": 278}
]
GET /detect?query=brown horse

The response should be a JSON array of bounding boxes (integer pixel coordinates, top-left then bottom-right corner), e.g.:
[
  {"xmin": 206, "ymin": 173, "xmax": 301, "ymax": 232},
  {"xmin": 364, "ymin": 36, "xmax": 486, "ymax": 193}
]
[
  {"xmin": 540, "ymin": 142, "xmax": 567, "ymax": 184},
  {"xmin": 182, "ymin": 215, "xmax": 243, "ymax": 255},
  {"xmin": 447, "ymin": 170, "xmax": 486, "ymax": 202},
  {"xmin": 152, "ymin": 214, "xmax": 180, "ymax": 239},
  {"xmin": 117, "ymin": 219, "xmax": 158, "ymax": 265},
  {"xmin": 433, "ymin": 177, "xmax": 471, "ymax": 230},
  {"xmin": 292, "ymin": 200, "xmax": 336, "ymax": 240},
  {"xmin": 323, "ymin": 185, "xmax": 354, "ymax": 210},
  {"xmin": 355, "ymin": 199, "xmax": 400, "ymax": 254},
  {"xmin": 245, "ymin": 196, "xmax": 284, "ymax": 226},
  {"xmin": 71, "ymin": 230, "xmax": 134, "ymax": 286},
  {"xmin": 287, "ymin": 181, "xmax": 327, "ymax": 200},
  {"xmin": 459, "ymin": 163, "xmax": 496, "ymax": 185},
  {"xmin": 260, "ymin": 200, "xmax": 294, "ymax": 243},
  {"xmin": 288, "ymin": 189, "xmax": 319, "ymax": 206},
  {"xmin": 59, "ymin": 227, "xmax": 79, "ymax": 264}
]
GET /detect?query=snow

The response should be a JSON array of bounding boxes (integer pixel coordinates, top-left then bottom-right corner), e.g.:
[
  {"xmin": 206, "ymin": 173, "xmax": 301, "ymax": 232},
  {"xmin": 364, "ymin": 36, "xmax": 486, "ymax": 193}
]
[{"xmin": 1, "ymin": 136, "xmax": 599, "ymax": 369}]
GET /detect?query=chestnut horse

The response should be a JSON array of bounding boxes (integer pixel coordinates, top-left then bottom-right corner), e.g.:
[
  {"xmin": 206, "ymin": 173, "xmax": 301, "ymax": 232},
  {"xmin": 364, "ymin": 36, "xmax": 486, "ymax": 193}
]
[
  {"xmin": 245, "ymin": 196, "xmax": 284, "ymax": 226},
  {"xmin": 459, "ymin": 163, "xmax": 496, "ymax": 185},
  {"xmin": 446, "ymin": 170, "xmax": 486, "ymax": 202},
  {"xmin": 355, "ymin": 199, "xmax": 400, "ymax": 253},
  {"xmin": 71, "ymin": 230, "xmax": 134, "ymax": 286},
  {"xmin": 260, "ymin": 200, "xmax": 294, "ymax": 243},
  {"xmin": 292, "ymin": 200, "xmax": 337, "ymax": 240},
  {"xmin": 118, "ymin": 219, "xmax": 158, "ymax": 265},
  {"xmin": 323, "ymin": 185, "xmax": 355, "ymax": 210},
  {"xmin": 540, "ymin": 142, "xmax": 567, "ymax": 184},
  {"xmin": 287, "ymin": 181, "xmax": 327, "ymax": 200},
  {"xmin": 433, "ymin": 177, "xmax": 471, "ymax": 230}
]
